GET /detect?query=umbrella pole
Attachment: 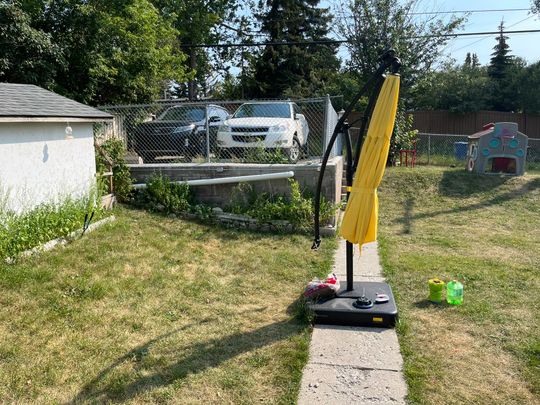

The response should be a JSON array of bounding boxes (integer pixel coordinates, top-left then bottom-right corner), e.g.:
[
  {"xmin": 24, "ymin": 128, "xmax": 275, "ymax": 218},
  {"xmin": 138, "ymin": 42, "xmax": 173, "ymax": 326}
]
[{"xmin": 342, "ymin": 125, "xmax": 355, "ymax": 291}]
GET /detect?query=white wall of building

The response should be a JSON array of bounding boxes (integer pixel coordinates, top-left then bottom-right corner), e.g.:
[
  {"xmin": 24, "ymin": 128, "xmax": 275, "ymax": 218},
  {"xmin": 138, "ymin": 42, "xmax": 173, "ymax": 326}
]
[{"xmin": 0, "ymin": 122, "xmax": 96, "ymax": 213}]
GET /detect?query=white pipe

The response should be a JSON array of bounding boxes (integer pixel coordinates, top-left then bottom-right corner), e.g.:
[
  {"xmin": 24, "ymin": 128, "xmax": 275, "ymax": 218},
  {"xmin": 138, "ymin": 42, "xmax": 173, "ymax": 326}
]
[{"xmin": 132, "ymin": 171, "xmax": 294, "ymax": 189}]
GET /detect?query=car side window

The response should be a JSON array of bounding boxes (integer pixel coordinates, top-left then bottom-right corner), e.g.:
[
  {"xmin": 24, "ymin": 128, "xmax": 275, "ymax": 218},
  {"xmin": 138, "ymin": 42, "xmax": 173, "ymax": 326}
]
[
  {"xmin": 217, "ymin": 108, "xmax": 228, "ymax": 120},
  {"xmin": 293, "ymin": 104, "xmax": 301, "ymax": 116}
]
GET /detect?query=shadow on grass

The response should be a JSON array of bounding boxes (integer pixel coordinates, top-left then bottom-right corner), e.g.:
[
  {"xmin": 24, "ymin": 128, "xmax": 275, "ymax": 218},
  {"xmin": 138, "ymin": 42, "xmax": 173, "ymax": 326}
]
[
  {"xmin": 401, "ymin": 197, "xmax": 415, "ymax": 235},
  {"xmin": 438, "ymin": 170, "xmax": 512, "ymax": 197},
  {"xmin": 395, "ymin": 176, "xmax": 540, "ymax": 230},
  {"xmin": 69, "ymin": 318, "xmax": 304, "ymax": 404},
  {"xmin": 413, "ymin": 299, "xmax": 448, "ymax": 310}
]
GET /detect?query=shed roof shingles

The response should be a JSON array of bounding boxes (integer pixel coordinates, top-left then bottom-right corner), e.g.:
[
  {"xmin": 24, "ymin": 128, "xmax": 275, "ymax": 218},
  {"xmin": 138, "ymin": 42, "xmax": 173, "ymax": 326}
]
[{"xmin": 0, "ymin": 83, "xmax": 112, "ymax": 120}]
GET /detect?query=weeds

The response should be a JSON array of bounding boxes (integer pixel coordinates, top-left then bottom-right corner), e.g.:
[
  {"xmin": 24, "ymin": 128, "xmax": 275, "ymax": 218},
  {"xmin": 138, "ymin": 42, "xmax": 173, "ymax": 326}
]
[{"xmin": 0, "ymin": 195, "xmax": 103, "ymax": 260}]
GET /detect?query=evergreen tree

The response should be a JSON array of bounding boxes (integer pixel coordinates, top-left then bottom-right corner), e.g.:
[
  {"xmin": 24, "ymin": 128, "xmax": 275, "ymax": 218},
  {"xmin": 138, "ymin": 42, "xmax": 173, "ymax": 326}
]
[
  {"xmin": 488, "ymin": 22, "xmax": 513, "ymax": 80},
  {"xmin": 487, "ymin": 22, "xmax": 519, "ymax": 111},
  {"xmin": 249, "ymin": 0, "xmax": 339, "ymax": 98}
]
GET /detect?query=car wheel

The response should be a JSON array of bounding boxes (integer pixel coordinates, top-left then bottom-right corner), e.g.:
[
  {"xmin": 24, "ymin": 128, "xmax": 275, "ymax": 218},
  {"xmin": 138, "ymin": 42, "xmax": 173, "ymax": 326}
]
[{"xmin": 286, "ymin": 138, "xmax": 301, "ymax": 163}]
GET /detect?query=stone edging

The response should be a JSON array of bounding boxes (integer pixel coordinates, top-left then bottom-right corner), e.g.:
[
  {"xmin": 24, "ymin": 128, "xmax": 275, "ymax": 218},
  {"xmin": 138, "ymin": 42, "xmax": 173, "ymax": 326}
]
[{"xmin": 175, "ymin": 208, "xmax": 337, "ymax": 236}]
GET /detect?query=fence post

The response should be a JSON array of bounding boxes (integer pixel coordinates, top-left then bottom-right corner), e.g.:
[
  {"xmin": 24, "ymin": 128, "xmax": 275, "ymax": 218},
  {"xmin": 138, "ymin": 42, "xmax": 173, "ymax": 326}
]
[
  {"xmin": 205, "ymin": 104, "xmax": 211, "ymax": 162},
  {"xmin": 322, "ymin": 95, "xmax": 330, "ymax": 159},
  {"xmin": 427, "ymin": 134, "xmax": 431, "ymax": 165}
]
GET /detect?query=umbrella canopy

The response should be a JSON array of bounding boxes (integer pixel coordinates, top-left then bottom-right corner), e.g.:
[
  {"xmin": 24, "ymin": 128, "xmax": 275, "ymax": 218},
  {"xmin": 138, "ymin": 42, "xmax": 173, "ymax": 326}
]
[{"xmin": 340, "ymin": 74, "xmax": 400, "ymax": 246}]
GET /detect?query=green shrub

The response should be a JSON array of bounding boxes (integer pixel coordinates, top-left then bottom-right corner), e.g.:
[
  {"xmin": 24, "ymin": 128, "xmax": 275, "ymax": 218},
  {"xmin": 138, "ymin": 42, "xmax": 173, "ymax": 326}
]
[
  {"xmin": 136, "ymin": 174, "xmax": 192, "ymax": 213},
  {"xmin": 95, "ymin": 138, "xmax": 133, "ymax": 202},
  {"xmin": 240, "ymin": 144, "xmax": 289, "ymax": 164},
  {"xmin": 0, "ymin": 196, "xmax": 102, "ymax": 260},
  {"xmin": 227, "ymin": 179, "xmax": 335, "ymax": 229}
]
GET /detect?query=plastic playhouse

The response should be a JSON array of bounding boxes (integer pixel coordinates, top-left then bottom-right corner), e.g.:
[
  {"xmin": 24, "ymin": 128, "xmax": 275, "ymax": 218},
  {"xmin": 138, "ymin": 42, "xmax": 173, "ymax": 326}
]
[{"xmin": 466, "ymin": 122, "xmax": 528, "ymax": 175}]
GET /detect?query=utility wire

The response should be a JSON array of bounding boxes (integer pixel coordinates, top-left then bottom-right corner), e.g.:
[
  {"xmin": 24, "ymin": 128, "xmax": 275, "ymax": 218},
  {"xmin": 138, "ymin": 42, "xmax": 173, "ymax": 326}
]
[
  {"xmin": 333, "ymin": 8, "xmax": 531, "ymax": 17},
  {"xmin": 180, "ymin": 29, "xmax": 540, "ymax": 48},
  {"xmin": 409, "ymin": 8, "xmax": 531, "ymax": 15},
  {"xmin": 452, "ymin": 15, "xmax": 536, "ymax": 53}
]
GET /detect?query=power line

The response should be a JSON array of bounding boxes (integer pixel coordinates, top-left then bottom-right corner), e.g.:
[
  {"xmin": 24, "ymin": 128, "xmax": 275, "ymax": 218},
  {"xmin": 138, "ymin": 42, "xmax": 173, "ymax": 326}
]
[
  {"xmin": 180, "ymin": 29, "xmax": 540, "ymax": 48},
  {"xmin": 409, "ymin": 8, "xmax": 531, "ymax": 15},
  {"xmin": 452, "ymin": 15, "xmax": 535, "ymax": 53},
  {"xmin": 333, "ymin": 8, "xmax": 531, "ymax": 18}
]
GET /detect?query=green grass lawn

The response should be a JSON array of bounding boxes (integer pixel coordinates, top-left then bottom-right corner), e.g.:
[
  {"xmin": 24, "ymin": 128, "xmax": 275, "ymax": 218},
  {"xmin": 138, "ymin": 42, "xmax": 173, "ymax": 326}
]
[
  {"xmin": 378, "ymin": 167, "xmax": 540, "ymax": 404},
  {"xmin": 0, "ymin": 207, "xmax": 336, "ymax": 404}
]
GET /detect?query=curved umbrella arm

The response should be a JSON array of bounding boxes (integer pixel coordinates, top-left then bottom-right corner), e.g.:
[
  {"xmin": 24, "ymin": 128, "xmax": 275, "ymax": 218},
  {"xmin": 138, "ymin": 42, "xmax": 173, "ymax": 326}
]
[{"xmin": 312, "ymin": 50, "xmax": 401, "ymax": 250}]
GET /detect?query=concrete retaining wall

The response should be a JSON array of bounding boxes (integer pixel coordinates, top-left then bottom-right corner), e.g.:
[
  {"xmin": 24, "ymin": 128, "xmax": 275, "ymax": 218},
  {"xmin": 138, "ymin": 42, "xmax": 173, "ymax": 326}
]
[{"xmin": 128, "ymin": 157, "xmax": 343, "ymax": 208}]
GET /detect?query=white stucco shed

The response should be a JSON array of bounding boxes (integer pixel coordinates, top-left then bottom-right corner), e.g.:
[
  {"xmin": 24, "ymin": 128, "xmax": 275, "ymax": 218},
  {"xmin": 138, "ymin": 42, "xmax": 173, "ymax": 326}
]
[{"xmin": 0, "ymin": 83, "xmax": 113, "ymax": 212}]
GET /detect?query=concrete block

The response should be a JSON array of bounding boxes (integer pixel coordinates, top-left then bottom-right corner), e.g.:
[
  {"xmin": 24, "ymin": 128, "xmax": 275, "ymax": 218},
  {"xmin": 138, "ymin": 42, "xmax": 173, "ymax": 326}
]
[
  {"xmin": 309, "ymin": 325, "xmax": 403, "ymax": 371},
  {"xmin": 298, "ymin": 363, "xmax": 407, "ymax": 405}
]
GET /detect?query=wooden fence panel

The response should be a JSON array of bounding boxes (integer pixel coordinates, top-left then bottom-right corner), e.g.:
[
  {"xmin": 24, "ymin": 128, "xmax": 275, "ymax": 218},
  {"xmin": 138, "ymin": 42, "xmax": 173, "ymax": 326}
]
[{"xmin": 408, "ymin": 110, "xmax": 540, "ymax": 137}]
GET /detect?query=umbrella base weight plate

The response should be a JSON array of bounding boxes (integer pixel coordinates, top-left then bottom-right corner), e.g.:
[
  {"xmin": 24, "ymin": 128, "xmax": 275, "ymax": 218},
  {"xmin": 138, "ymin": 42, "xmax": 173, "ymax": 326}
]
[{"xmin": 309, "ymin": 282, "xmax": 398, "ymax": 328}]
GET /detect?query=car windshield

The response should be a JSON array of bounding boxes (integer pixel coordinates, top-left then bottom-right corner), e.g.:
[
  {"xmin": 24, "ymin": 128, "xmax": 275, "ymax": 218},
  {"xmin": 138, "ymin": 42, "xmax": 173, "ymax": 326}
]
[
  {"xmin": 159, "ymin": 107, "xmax": 205, "ymax": 122},
  {"xmin": 233, "ymin": 103, "xmax": 291, "ymax": 119}
]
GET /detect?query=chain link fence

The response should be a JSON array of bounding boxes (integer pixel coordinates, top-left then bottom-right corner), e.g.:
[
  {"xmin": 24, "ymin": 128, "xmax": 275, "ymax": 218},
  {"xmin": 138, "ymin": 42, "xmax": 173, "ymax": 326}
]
[
  {"xmin": 96, "ymin": 97, "xmax": 343, "ymax": 165},
  {"xmin": 412, "ymin": 133, "xmax": 540, "ymax": 171}
]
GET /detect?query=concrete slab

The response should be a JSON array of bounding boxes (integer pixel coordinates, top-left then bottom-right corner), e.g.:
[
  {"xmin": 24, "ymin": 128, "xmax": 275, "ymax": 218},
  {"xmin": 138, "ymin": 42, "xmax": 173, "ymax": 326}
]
[
  {"xmin": 298, "ymin": 239, "xmax": 407, "ymax": 404},
  {"xmin": 298, "ymin": 363, "xmax": 406, "ymax": 405},
  {"xmin": 308, "ymin": 325, "xmax": 403, "ymax": 371},
  {"xmin": 332, "ymin": 241, "xmax": 385, "ymax": 280}
]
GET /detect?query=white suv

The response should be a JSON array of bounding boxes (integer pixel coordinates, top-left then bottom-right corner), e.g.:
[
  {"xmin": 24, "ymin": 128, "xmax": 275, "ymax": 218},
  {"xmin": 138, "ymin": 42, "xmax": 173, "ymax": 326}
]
[{"xmin": 216, "ymin": 101, "xmax": 309, "ymax": 163}]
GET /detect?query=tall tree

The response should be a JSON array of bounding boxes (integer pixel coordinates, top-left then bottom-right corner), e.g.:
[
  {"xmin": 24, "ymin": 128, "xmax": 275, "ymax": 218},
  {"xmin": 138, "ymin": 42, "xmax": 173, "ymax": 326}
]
[
  {"xmin": 151, "ymin": 0, "xmax": 240, "ymax": 99},
  {"xmin": 336, "ymin": 0, "xmax": 464, "ymax": 97},
  {"xmin": 249, "ymin": 0, "xmax": 340, "ymax": 98},
  {"xmin": 0, "ymin": 0, "xmax": 189, "ymax": 105},
  {"xmin": 487, "ymin": 22, "xmax": 520, "ymax": 111},
  {"xmin": 0, "ymin": 3, "xmax": 63, "ymax": 88}
]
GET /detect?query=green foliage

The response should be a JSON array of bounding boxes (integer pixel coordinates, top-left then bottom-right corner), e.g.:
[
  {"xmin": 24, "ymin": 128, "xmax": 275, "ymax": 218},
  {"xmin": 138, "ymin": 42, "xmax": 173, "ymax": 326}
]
[
  {"xmin": 337, "ymin": 0, "xmax": 464, "ymax": 96},
  {"xmin": 388, "ymin": 107, "xmax": 418, "ymax": 166},
  {"xmin": 241, "ymin": 144, "xmax": 289, "ymax": 164},
  {"xmin": 248, "ymin": 0, "xmax": 340, "ymax": 98},
  {"xmin": 412, "ymin": 25, "xmax": 529, "ymax": 113},
  {"xmin": 412, "ymin": 60, "xmax": 491, "ymax": 112},
  {"xmin": 0, "ymin": 3, "xmax": 63, "ymax": 87},
  {"xmin": 520, "ymin": 61, "xmax": 540, "ymax": 114},
  {"xmin": 486, "ymin": 22, "xmax": 521, "ymax": 112},
  {"xmin": 1, "ymin": 0, "xmax": 189, "ymax": 105},
  {"xmin": 0, "ymin": 197, "xmax": 102, "ymax": 261},
  {"xmin": 95, "ymin": 138, "xmax": 133, "ymax": 202},
  {"xmin": 137, "ymin": 174, "xmax": 192, "ymax": 213},
  {"xmin": 227, "ymin": 179, "xmax": 335, "ymax": 229}
]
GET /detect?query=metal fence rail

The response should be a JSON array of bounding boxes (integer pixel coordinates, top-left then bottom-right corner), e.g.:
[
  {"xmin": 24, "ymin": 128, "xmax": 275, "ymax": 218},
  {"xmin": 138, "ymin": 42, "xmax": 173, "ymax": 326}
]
[
  {"xmin": 414, "ymin": 133, "xmax": 540, "ymax": 171},
  {"xmin": 96, "ymin": 97, "xmax": 342, "ymax": 165}
]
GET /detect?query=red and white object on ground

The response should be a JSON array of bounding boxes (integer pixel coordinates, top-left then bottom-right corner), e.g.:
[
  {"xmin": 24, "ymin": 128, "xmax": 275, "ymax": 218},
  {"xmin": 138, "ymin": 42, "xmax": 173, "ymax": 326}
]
[{"xmin": 304, "ymin": 273, "xmax": 340, "ymax": 299}]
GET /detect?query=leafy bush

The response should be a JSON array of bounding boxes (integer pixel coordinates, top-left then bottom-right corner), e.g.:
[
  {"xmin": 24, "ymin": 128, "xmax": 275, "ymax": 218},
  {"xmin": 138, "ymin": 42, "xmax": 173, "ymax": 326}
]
[
  {"xmin": 388, "ymin": 106, "xmax": 419, "ymax": 166},
  {"xmin": 136, "ymin": 174, "xmax": 192, "ymax": 213},
  {"xmin": 0, "ymin": 196, "xmax": 102, "ymax": 260},
  {"xmin": 95, "ymin": 138, "xmax": 133, "ymax": 202},
  {"xmin": 227, "ymin": 179, "xmax": 335, "ymax": 229},
  {"xmin": 240, "ymin": 143, "xmax": 289, "ymax": 164}
]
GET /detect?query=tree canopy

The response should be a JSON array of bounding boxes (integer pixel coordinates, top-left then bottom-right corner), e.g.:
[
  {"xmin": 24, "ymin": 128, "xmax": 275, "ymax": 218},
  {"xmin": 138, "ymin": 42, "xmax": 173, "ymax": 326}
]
[
  {"xmin": 1, "ymin": 0, "xmax": 189, "ymax": 105},
  {"xmin": 248, "ymin": 0, "xmax": 340, "ymax": 98}
]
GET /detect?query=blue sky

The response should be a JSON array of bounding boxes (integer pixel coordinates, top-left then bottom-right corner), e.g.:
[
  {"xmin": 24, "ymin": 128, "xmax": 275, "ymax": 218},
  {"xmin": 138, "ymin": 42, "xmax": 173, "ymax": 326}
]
[{"xmin": 321, "ymin": 0, "xmax": 540, "ymax": 67}]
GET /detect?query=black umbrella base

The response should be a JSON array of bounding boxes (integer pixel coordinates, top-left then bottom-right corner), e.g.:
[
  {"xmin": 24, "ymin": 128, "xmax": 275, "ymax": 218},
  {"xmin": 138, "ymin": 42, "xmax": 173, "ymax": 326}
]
[{"xmin": 309, "ymin": 281, "xmax": 398, "ymax": 328}]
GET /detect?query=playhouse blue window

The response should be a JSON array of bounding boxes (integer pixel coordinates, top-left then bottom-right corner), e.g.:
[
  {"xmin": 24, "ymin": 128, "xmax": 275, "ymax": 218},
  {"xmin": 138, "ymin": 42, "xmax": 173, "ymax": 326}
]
[
  {"xmin": 482, "ymin": 148, "xmax": 490, "ymax": 157},
  {"xmin": 516, "ymin": 149, "xmax": 524, "ymax": 157},
  {"xmin": 489, "ymin": 138, "xmax": 500, "ymax": 148},
  {"xmin": 509, "ymin": 139, "xmax": 518, "ymax": 148}
]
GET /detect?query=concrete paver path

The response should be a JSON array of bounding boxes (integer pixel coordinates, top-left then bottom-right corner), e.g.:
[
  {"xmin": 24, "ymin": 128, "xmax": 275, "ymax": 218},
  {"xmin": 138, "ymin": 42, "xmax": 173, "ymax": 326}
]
[{"xmin": 298, "ymin": 240, "xmax": 408, "ymax": 404}]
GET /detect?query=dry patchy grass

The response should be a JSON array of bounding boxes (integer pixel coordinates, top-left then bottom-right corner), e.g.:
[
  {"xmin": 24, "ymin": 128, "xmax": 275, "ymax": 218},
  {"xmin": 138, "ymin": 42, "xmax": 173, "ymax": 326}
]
[
  {"xmin": 378, "ymin": 167, "xmax": 540, "ymax": 405},
  {"xmin": 0, "ymin": 208, "xmax": 336, "ymax": 404}
]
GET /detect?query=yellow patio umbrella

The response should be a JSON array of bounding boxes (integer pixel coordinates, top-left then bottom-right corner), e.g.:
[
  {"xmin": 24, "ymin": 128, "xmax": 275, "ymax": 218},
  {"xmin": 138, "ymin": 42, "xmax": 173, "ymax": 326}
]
[{"xmin": 340, "ymin": 74, "xmax": 400, "ymax": 247}]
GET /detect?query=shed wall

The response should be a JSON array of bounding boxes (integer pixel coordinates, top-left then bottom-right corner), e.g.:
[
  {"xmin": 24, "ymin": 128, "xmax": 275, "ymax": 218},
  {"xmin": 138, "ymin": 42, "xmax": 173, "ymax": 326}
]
[{"xmin": 0, "ymin": 122, "xmax": 96, "ymax": 212}]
